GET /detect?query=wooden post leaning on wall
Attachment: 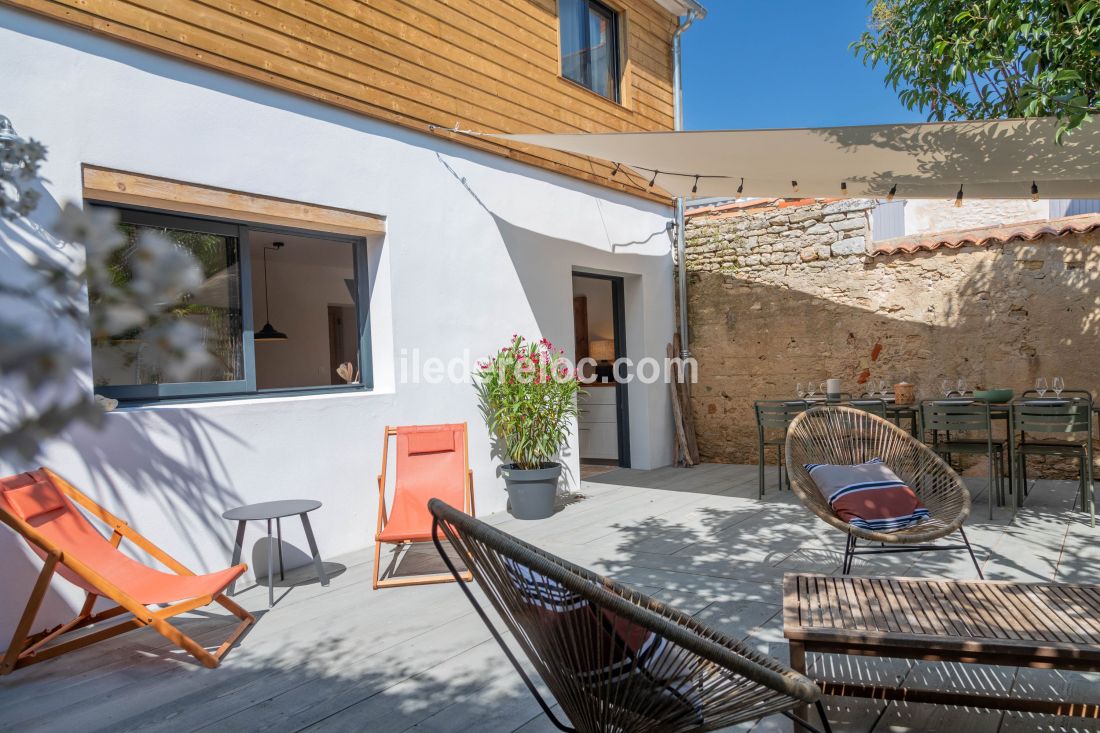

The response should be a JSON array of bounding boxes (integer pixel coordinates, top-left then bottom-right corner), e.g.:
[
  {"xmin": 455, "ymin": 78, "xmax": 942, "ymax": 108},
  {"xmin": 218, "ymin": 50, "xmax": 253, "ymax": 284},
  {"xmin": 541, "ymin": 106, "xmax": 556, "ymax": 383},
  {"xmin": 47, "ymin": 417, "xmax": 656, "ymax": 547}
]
[
  {"xmin": 674, "ymin": 333, "xmax": 700, "ymax": 465},
  {"xmin": 667, "ymin": 342, "xmax": 693, "ymax": 466}
]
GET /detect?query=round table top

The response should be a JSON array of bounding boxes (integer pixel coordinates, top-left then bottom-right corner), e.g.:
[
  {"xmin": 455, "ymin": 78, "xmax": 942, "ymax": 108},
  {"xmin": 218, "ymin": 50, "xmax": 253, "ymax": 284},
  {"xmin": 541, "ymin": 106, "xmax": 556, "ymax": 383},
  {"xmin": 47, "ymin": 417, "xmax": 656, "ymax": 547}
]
[{"xmin": 222, "ymin": 499, "xmax": 322, "ymax": 521}]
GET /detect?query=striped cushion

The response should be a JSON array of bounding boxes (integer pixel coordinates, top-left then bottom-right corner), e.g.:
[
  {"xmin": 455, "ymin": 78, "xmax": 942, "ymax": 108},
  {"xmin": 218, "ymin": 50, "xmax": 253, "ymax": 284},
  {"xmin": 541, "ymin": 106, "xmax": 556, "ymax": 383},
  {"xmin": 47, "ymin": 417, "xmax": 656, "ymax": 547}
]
[
  {"xmin": 502, "ymin": 558, "xmax": 703, "ymax": 724},
  {"xmin": 805, "ymin": 458, "xmax": 929, "ymax": 531}
]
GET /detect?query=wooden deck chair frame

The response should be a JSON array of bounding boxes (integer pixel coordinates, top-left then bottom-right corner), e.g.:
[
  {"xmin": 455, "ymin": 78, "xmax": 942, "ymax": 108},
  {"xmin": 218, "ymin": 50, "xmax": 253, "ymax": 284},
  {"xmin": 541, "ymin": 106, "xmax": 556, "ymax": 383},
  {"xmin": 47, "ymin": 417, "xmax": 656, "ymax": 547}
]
[
  {"xmin": 0, "ymin": 468, "xmax": 254, "ymax": 675},
  {"xmin": 373, "ymin": 423, "xmax": 475, "ymax": 589}
]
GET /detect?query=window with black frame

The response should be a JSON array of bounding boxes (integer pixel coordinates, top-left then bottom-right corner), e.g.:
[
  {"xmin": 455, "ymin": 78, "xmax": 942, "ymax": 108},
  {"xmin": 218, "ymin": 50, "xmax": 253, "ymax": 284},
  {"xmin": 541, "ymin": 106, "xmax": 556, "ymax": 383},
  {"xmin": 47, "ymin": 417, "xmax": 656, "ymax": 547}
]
[
  {"xmin": 559, "ymin": 0, "xmax": 621, "ymax": 102},
  {"xmin": 88, "ymin": 206, "xmax": 370, "ymax": 401}
]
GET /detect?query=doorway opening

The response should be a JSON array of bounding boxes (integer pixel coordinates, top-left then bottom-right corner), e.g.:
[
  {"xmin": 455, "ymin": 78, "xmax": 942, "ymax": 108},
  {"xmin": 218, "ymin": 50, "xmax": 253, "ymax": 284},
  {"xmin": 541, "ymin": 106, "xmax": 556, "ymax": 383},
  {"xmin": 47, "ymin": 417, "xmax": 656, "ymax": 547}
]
[{"xmin": 572, "ymin": 272, "xmax": 630, "ymax": 477}]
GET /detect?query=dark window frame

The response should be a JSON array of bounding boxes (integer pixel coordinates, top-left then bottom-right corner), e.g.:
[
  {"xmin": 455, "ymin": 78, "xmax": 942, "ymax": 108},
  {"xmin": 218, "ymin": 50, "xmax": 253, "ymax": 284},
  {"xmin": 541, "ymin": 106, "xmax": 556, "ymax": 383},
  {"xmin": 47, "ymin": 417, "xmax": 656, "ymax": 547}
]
[
  {"xmin": 87, "ymin": 204, "xmax": 373, "ymax": 403},
  {"xmin": 559, "ymin": 0, "xmax": 623, "ymax": 103}
]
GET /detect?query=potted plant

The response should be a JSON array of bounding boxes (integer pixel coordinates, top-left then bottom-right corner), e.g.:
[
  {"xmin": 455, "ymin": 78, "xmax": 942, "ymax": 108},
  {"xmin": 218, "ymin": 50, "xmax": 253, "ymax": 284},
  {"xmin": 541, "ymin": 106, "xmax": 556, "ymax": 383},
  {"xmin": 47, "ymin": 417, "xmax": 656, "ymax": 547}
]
[{"xmin": 476, "ymin": 336, "xmax": 581, "ymax": 519}]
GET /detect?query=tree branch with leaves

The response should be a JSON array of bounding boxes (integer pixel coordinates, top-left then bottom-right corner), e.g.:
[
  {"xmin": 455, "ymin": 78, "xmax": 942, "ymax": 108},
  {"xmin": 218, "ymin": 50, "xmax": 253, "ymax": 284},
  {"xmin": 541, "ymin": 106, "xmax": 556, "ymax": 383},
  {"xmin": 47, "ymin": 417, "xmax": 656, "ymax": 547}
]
[
  {"xmin": 853, "ymin": 0, "xmax": 1099, "ymax": 142},
  {"xmin": 0, "ymin": 114, "xmax": 212, "ymax": 461}
]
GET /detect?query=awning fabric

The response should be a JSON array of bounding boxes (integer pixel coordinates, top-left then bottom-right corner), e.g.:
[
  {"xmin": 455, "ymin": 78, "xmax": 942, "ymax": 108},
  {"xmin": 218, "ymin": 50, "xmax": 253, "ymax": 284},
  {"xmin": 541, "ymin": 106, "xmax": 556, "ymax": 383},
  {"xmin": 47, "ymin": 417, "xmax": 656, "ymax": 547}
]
[{"xmin": 494, "ymin": 117, "xmax": 1100, "ymax": 200}]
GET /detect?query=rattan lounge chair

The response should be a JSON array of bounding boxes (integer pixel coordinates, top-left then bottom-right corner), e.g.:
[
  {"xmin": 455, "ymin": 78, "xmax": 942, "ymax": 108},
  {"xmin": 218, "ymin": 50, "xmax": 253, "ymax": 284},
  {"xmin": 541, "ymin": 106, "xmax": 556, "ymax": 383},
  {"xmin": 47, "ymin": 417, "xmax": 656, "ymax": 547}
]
[
  {"xmin": 785, "ymin": 406, "xmax": 983, "ymax": 578},
  {"xmin": 0, "ymin": 468, "xmax": 254, "ymax": 674},
  {"xmin": 373, "ymin": 423, "xmax": 474, "ymax": 589},
  {"xmin": 428, "ymin": 499, "xmax": 832, "ymax": 733}
]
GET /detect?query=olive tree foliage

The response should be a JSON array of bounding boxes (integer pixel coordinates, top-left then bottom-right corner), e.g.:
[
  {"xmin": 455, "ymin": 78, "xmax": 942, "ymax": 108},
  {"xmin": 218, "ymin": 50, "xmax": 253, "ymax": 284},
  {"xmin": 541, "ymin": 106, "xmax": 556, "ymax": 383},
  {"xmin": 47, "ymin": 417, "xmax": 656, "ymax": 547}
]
[
  {"xmin": 0, "ymin": 115, "xmax": 210, "ymax": 460},
  {"xmin": 853, "ymin": 0, "xmax": 1099, "ymax": 141}
]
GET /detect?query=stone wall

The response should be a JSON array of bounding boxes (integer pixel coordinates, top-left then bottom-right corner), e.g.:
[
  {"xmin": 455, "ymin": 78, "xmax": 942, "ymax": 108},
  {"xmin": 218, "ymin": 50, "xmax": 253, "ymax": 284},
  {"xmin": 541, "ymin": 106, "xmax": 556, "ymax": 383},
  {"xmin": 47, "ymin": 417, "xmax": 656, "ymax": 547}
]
[{"xmin": 682, "ymin": 199, "xmax": 1100, "ymax": 469}]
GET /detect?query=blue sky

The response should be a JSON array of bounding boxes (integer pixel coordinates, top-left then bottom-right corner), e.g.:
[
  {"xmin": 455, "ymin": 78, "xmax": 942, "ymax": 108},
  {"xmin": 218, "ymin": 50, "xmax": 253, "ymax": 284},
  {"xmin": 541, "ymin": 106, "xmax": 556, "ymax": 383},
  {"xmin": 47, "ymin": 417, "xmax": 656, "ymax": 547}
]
[{"xmin": 681, "ymin": 2, "xmax": 926, "ymax": 130}]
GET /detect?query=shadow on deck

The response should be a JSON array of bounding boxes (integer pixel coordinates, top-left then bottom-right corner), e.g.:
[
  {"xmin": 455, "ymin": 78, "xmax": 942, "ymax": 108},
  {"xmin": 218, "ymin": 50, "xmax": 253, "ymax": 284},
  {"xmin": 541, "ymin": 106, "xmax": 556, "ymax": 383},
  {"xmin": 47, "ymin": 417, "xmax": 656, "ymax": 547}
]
[{"xmin": 0, "ymin": 464, "xmax": 1097, "ymax": 732}]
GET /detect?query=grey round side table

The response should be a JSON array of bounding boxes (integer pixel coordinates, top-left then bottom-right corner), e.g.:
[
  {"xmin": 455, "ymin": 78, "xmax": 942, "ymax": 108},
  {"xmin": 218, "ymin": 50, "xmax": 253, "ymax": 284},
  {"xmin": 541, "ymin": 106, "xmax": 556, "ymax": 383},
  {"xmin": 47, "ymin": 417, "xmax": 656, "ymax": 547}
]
[{"xmin": 222, "ymin": 499, "xmax": 329, "ymax": 607}]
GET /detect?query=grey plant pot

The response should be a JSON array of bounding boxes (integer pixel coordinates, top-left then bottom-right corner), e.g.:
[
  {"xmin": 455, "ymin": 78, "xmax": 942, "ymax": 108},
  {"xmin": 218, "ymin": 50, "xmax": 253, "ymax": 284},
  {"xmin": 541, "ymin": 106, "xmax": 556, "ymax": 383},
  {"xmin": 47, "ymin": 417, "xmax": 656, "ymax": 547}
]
[{"xmin": 501, "ymin": 462, "xmax": 561, "ymax": 520}]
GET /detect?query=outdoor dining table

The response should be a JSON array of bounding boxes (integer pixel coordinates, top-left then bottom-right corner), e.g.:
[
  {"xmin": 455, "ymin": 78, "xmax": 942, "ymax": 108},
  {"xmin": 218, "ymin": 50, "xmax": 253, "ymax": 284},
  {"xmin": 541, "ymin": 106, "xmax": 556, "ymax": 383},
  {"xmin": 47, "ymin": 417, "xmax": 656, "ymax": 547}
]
[{"xmin": 790, "ymin": 397, "xmax": 919, "ymax": 433}]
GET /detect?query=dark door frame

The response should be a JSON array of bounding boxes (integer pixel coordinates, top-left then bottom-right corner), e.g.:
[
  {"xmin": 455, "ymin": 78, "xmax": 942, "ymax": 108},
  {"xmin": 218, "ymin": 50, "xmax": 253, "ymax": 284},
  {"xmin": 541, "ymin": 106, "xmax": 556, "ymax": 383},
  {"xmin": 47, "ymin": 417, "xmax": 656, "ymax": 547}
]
[{"xmin": 572, "ymin": 271, "xmax": 631, "ymax": 468}]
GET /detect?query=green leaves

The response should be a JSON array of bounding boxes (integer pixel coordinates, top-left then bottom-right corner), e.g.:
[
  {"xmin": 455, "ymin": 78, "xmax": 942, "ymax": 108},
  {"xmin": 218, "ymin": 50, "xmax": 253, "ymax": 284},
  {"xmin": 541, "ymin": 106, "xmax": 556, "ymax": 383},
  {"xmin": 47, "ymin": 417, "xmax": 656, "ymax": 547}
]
[
  {"xmin": 475, "ymin": 336, "xmax": 581, "ymax": 471},
  {"xmin": 853, "ymin": 0, "xmax": 1099, "ymax": 141}
]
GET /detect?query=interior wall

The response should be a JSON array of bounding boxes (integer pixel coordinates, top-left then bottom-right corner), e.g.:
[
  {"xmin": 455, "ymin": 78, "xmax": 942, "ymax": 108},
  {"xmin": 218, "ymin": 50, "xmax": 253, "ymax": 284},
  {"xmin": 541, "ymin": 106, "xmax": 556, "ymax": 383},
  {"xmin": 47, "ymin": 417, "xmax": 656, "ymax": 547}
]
[
  {"xmin": 249, "ymin": 234, "xmax": 357, "ymax": 390},
  {"xmin": 571, "ymin": 276, "xmax": 615, "ymax": 343}
]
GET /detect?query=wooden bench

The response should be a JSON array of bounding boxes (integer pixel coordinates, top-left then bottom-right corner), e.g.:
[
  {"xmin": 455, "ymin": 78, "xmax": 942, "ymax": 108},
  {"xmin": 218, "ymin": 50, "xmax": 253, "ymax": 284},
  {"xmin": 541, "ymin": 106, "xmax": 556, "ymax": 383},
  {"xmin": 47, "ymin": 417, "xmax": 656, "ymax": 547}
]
[{"xmin": 783, "ymin": 573, "xmax": 1100, "ymax": 717}]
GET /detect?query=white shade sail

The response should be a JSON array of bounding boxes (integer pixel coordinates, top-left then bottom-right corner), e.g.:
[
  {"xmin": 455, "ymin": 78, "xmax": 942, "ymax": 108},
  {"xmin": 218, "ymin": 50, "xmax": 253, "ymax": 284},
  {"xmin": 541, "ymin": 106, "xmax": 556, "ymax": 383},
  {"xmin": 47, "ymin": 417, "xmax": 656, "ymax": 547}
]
[{"xmin": 495, "ymin": 117, "xmax": 1100, "ymax": 200}]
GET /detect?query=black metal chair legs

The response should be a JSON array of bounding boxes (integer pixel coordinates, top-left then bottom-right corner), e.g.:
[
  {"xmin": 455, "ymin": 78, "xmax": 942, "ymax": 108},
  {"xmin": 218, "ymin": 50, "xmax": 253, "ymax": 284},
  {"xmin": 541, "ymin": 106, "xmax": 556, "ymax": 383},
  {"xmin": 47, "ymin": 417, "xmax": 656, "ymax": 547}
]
[{"xmin": 841, "ymin": 527, "xmax": 983, "ymax": 579}]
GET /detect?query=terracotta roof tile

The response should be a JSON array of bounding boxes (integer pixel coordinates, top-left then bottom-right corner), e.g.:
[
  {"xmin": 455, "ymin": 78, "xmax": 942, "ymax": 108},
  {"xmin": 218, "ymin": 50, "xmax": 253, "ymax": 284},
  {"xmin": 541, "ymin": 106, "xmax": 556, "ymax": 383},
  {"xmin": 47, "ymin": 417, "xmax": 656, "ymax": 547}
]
[
  {"xmin": 686, "ymin": 198, "xmax": 780, "ymax": 217},
  {"xmin": 872, "ymin": 213, "xmax": 1100, "ymax": 256},
  {"xmin": 686, "ymin": 197, "xmax": 841, "ymax": 218}
]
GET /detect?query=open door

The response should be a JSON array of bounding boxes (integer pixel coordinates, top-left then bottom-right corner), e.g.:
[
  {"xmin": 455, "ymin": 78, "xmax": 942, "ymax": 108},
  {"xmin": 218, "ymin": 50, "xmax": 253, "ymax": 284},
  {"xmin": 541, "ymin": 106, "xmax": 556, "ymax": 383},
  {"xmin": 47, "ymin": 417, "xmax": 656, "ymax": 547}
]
[{"xmin": 572, "ymin": 272, "xmax": 630, "ymax": 474}]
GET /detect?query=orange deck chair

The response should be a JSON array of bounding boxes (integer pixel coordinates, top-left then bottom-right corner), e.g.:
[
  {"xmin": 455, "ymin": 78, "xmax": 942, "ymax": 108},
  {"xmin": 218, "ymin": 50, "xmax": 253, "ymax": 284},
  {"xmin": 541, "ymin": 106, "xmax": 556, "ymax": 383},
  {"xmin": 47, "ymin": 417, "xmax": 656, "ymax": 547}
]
[
  {"xmin": 374, "ymin": 423, "xmax": 474, "ymax": 589},
  {"xmin": 0, "ymin": 468, "xmax": 254, "ymax": 674}
]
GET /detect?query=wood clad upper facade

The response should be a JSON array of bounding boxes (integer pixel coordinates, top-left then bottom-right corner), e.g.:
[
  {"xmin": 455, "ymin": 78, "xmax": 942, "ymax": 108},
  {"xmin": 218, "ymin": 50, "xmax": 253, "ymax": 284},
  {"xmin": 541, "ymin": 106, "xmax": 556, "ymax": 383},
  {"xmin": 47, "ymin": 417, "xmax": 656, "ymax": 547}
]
[{"xmin": 6, "ymin": 0, "xmax": 684, "ymax": 201}]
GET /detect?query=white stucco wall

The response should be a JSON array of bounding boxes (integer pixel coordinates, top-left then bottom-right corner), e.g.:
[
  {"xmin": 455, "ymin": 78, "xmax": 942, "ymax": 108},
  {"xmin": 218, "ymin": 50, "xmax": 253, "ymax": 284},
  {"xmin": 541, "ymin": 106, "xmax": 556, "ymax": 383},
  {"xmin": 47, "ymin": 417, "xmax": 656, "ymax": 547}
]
[
  {"xmin": 0, "ymin": 7, "xmax": 675, "ymax": 638},
  {"xmin": 903, "ymin": 198, "xmax": 1049, "ymax": 234}
]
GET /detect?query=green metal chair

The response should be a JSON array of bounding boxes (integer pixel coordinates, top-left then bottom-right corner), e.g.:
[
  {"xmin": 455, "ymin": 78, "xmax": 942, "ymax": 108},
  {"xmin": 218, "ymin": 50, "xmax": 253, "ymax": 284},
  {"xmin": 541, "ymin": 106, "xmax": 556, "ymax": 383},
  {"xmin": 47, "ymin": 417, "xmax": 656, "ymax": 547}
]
[
  {"xmin": 1012, "ymin": 397, "xmax": 1095, "ymax": 526},
  {"xmin": 754, "ymin": 400, "xmax": 808, "ymax": 499},
  {"xmin": 919, "ymin": 400, "xmax": 1009, "ymax": 520}
]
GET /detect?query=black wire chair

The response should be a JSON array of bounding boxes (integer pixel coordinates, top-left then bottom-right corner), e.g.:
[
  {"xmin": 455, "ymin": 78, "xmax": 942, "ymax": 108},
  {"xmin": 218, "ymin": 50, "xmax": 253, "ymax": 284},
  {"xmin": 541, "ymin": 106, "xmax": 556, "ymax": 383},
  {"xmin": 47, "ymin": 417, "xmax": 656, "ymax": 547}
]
[
  {"xmin": 786, "ymin": 407, "xmax": 982, "ymax": 578},
  {"xmin": 429, "ymin": 499, "xmax": 831, "ymax": 733}
]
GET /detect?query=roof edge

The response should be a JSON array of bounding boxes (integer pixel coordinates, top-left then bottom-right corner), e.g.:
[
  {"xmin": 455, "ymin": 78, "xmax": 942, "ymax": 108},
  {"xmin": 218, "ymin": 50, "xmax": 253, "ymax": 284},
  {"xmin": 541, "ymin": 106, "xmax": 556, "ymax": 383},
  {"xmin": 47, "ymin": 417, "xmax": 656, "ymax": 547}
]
[
  {"xmin": 872, "ymin": 213, "xmax": 1100, "ymax": 256},
  {"xmin": 652, "ymin": 0, "xmax": 707, "ymax": 19}
]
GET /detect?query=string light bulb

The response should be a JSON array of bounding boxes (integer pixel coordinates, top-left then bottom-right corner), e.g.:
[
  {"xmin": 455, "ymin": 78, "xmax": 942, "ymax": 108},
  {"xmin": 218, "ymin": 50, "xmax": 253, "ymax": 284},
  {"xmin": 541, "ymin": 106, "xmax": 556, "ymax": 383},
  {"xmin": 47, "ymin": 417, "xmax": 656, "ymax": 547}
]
[
  {"xmin": 1030, "ymin": 181, "xmax": 1039, "ymax": 202},
  {"xmin": 610, "ymin": 162, "xmax": 620, "ymax": 178},
  {"xmin": 736, "ymin": 178, "xmax": 744, "ymax": 196},
  {"xmin": 648, "ymin": 170, "xmax": 658, "ymax": 188},
  {"xmin": 886, "ymin": 183, "xmax": 897, "ymax": 202},
  {"xmin": 840, "ymin": 181, "xmax": 848, "ymax": 195},
  {"xmin": 691, "ymin": 175, "xmax": 699, "ymax": 195},
  {"xmin": 791, "ymin": 180, "xmax": 799, "ymax": 193},
  {"xmin": 954, "ymin": 184, "xmax": 964, "ymax": 208}
]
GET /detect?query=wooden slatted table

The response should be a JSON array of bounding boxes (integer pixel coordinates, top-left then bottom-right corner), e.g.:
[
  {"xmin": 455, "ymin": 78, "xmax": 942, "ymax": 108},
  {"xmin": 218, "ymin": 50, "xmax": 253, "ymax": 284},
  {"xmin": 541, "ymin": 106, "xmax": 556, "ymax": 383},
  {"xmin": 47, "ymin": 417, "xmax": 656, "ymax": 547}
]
[{"xmin": 783, "ymin": 573, "xmax": 1100, "ymax": 717}]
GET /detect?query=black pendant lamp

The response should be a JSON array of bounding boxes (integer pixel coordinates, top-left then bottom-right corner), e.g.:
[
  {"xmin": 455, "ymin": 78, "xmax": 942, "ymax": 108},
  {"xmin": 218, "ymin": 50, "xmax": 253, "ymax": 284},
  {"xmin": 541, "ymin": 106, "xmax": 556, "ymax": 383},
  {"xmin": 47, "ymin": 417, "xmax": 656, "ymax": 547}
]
[{"xmin": 255, "ymin": 242, "xmax": 288, "ymax": 341}]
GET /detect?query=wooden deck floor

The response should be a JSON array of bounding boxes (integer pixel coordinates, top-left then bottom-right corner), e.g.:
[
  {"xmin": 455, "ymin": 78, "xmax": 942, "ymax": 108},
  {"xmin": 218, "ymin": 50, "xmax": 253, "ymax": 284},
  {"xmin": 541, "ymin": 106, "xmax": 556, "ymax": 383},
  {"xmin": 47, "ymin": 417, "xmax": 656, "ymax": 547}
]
[{"xmin": 1, "ymin": 464, "xmax": 1097, "ymax": 732}]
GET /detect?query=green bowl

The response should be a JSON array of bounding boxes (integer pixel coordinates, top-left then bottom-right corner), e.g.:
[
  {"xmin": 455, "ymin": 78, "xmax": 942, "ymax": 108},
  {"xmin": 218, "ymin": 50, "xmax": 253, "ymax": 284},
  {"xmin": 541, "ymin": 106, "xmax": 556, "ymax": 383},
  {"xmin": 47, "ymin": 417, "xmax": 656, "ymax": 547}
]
[{"xmin": 973, "ymin": 388, "xmax": 1014, "ymax": 403}]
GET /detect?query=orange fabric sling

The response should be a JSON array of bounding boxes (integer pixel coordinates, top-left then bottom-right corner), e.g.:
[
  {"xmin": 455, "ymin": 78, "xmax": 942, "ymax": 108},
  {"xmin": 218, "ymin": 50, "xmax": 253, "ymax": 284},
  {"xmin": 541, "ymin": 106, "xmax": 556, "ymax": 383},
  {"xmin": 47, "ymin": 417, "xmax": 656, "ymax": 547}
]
[
  {"xmin": 379, "ymin": 424, "xmax": 467, "ymax": 543},
  {"xmin": 0, "ymin": 470, "xmax": 243, "ymax": 605}
]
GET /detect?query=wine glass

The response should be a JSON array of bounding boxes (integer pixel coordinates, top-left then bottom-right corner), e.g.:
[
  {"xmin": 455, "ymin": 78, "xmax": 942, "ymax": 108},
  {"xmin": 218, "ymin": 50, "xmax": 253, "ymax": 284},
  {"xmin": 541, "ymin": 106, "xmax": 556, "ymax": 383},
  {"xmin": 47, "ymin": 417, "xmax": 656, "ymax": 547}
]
[
  {"xmin": 1035, "ymin": 377, "xmax": 1049, "ymax": 398},
  {"xmin": 941, "ymin": 379, "xmax": 953, "ymax": 398},
  {"xmin": 957, "ymin": 377, "xmax": 967, "ymax": 397},
  {"xmin": 1052, "ymin": 376, "xmax": 1064, "ymax": 398},
  {"xmin": 819, "ymin": 381, "xmax": 828, "ymax": 399},
  {"xmin": 877, "ymin": 378, "xmax": 889, "ymax": 399},
  {"xmin": 806, "ymin": 381, "xmax": 816, "ymax": 398},
  {"xmin": 796, "ymin": 382, "xmax": 806, "ymax": 399}
]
